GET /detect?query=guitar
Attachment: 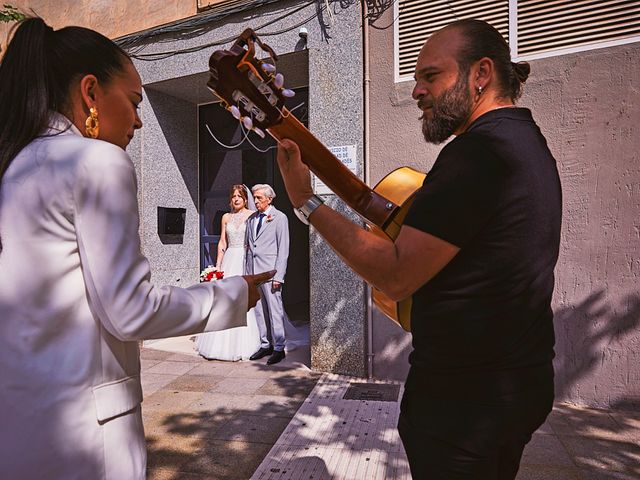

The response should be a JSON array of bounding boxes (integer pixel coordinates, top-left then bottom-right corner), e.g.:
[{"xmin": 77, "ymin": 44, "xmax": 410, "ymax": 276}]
[{"xmin": 206, "ymin": 29, "xmax": 425, "ymax": 332}]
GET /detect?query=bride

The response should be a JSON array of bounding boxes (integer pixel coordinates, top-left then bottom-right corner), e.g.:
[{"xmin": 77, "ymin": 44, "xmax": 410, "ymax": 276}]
[{"xmin": 196, "ymin": 185, "xmax": 261, "ymax": 360}]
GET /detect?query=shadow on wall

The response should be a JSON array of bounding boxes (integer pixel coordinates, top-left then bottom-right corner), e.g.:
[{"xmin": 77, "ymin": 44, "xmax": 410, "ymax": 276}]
[{"xmin": 553, "ymin": 289, "xmax": 640, "ymax": 410}]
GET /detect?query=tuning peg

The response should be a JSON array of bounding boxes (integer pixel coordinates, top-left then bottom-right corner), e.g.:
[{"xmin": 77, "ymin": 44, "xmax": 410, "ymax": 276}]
[
  {"xmin": 262, "ymin": 62, "xmax": 276, "ymax": 73},
  {"xmin": 253, "ymin": 127, "xmax": 265, "ymax": 138},
  {"xmin": 229, "ymin": 105, "xmax": 241, "ymax": 119},
  {"xmin": 242, "ymin": 116, "xmax": 253, "ymax": 130},
  {"xmin": 274, "ymin": 73, "xmax": 284, "ymax": 89},
  {"xmin": 282, "ymin": 89, "xmax": 295, "ymax": 98}
]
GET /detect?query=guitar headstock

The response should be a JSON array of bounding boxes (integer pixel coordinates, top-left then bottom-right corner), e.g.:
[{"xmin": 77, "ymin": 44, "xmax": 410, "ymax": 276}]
[{"xmin": 207, "ymin": 29, "xmax": 294, "ymax": 138}]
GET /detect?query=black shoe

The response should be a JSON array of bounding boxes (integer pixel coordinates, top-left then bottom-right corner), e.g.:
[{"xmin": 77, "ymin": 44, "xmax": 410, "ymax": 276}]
[
  {"xmin": 250, "ymin": 347, "xmax": 273, "ymax": 361},
  {"xmin": 266, "ymin": 350, "xmax": 286, "ymax": 365}
]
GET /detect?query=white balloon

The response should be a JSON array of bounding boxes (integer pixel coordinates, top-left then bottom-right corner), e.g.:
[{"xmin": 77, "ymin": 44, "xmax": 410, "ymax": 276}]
[
  {"xmin": 253, "ymin": 127, "xmax": 265, "ymax": 138},
  {"xmin": 242, "ymin": 116, "xmax": 253, "ymax": 130},
  {"xmin": 230, "ymin": 105, "xmax": 241, "ymax": 119},
  {"xmin": 282, "ymin": 89, "xmax": 295, "ymax": 98},
  {"xmin": 262, "ymin": 62, "xmax": 276, "ymax": 73}
]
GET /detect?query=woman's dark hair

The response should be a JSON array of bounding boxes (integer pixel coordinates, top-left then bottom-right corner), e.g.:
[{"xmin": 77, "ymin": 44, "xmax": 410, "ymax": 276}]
[
  {"xmin": 229, "ymin": 184, "xmax": 248, "ymax": 207},
  {"xmin": 448, "ymin": 19, "xmax": 530, "ymax": 102},
  {"xmin": 0, "ymin": 17, "xmax": 131, "ymax": 182}
]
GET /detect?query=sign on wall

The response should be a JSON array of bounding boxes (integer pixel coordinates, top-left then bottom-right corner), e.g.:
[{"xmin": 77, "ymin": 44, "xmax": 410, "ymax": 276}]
[{"xmin": 313, "ymin": 145, "xmax": 358, "ymax": 195}]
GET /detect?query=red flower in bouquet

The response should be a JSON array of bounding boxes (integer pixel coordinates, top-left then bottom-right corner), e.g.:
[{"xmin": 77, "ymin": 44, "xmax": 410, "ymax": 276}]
[{"xmin": 200, "ymin": 266, "xmax": 224, "ymax": 282}]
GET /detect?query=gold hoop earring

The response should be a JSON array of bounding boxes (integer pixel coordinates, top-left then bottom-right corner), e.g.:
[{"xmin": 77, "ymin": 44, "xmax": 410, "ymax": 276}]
[{"xmin": 85, "ymin": 107, "xmax": 99, "ymax": 139}]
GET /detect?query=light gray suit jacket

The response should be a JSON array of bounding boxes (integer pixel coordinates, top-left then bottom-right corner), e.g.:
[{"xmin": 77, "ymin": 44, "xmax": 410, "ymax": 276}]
[
  {"xmin": 0, "ymin": 114, "xmax": 248, "ymax": 479},
  {"xmin": 245, "ymin": 207, "xmax": 289, "ymax": 283}
]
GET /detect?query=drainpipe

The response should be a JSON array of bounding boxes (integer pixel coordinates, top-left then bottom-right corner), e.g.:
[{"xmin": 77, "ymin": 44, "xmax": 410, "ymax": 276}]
[{"xmin": 362, "ymin": 0, "xmax": 374, "ymax": 380}]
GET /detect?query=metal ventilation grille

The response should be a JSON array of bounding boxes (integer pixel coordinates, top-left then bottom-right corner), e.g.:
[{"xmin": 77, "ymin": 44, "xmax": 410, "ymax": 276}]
[
  {"xmin": 518, "ymin": 0, "xmax": 640, "ymax": 56},
  {"xmin": 398, "ymin": 0, "xmax": 509, "ymax": 78}
]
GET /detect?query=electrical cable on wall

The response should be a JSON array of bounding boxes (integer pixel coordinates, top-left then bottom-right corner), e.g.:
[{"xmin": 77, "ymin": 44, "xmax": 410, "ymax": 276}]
[
  {"xmin": 365, "ymin": 0, "xmax": 400, "ymax": 30},
  {"xmin": 120, "ymin": 0, "xmax": 320, "ymax": 60},
  {"xmin": 118, "ymin": 0, "xmax": 394, "ymax": 60}
]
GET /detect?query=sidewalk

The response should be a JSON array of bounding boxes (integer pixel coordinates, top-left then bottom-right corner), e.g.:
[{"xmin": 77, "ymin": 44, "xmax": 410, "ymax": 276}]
[{"xmin": 141, "ymin": 340, "xmax": 640, "ymax": 480}]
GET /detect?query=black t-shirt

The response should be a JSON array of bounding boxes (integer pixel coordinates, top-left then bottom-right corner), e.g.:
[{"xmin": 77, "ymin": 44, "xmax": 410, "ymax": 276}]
[{"xmin": 404, "ymin": 108, "xmax": 562, "ymax": 374}]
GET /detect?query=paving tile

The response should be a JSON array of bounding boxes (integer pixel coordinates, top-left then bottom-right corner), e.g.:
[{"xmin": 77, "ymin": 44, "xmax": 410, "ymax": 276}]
[
  {"xmin": 141, "ymin": 372, "xmax": 180, "ymax": 397},
  {"xmin": 520, "ymin": 433, "xmax": 575, "ymax": 467},
  {"xmin": 188, "ymin": 361, "xmax": 239, "ymax": 377},
  {"xmin": 515, "ymin": 465, "xmax": 579, "ymax": 480},
  {"xmin": 534, "ymin": 419, "xmax": 554, "ymax": 435},
  {"xmin": 610, "ymin": 408, "xmax": 640, "ymax": 443},
  {"xmin": 165, "ymin": 352, "xmax": 200, "ymax": 363},
  {"xmin": 548, "ymin": 404, "xmax": 623, "ymax": 440},
  {"xmin": 177, "ymin": 440, "xmax": 273, "ymax": 478},
  {"xmin": 146, "ymin": 427, "xmax": 204, "ymax": 472},
  {"xmin": 186, "ymin": 392, "xmax": 253, "ymax": 415},
  {"xmin": 141, "ymin": 358, "xmax": 163, "ymax": 370},
  {"xmin": 143, "ymin": 390, "xmax": 204, "ymax": 413},
  {"xmin": 559, "ymin": 435, "xmax": 640, "ymax": 475},
  {"xmin": 579, "ymin": 468, "xmax": 640, "ymax": 479},
  {"xmin": 143, "ymin": 409, "xmax": 212, "ymax": 439},
  {"xmin": 244, "ymin": 394, "xmax": 305, "ymax": 418},
  {"xmin": 147, "ymin": 468, "xmax": 204, "ymax": 480},
  {"xmin": 254, "ymin": 376, "xmax": 319, "ymax": 399},
  {"xmin": 212, "ymin": 377, "xmax": 269, "ymax": 395},
  {"xmin": 163, "ymin": 374, "xmax": 227, "ymax": 393},
  {"xmin": 147, "ymin": 361, "xmax": 198, "ymax": 376},
  {"xmin": 141, "ymin": 349, "xmax": 174, "ymax": 361},
  {"xmin": 226, "ymin": 362, "xmax": 318, "ymax": 379},
  {"xmin": 211, "ymin": 413, "xmax": 292, "ymax": 443}
]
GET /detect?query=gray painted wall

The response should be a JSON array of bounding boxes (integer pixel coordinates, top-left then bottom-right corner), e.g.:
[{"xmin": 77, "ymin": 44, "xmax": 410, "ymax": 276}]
[
  {"xmin": 368, "ymin": 11, "xmax": 640, "ymax": 409},
  {"xmin": 127, "ymin": 0, "xmax": 367, "ymax": 376},
  {"xmin": 522, "ymin": 46, "xmax": 640, "ymax": 410}
]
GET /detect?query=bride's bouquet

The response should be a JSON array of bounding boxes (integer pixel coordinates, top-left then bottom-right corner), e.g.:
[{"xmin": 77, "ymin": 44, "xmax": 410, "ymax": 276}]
[{"xmin": 200, "ymin": 266, "xmax": 224, "ymax": 282}]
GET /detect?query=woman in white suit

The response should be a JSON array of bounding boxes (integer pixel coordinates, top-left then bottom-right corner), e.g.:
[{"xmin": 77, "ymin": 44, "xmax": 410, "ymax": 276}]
[{"xmin": 0, "ymin": 18, "xmax": 272, "ymax": 480}]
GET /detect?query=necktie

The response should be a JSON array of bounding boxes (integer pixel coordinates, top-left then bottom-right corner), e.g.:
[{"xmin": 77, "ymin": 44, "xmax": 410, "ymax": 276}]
[{"xmin": 256, "ymin": 213, "xmax": 265, "ymax": 235}]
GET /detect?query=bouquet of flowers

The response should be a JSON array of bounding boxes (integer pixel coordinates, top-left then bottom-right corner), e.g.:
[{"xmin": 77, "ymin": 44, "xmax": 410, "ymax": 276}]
[{"xmin": 200, "ymin": 265, "xmax": 224, "ymax": 282}]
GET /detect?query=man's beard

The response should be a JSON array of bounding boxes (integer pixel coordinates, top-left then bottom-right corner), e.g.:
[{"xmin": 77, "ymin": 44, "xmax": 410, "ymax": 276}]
[{"xmin": 420, "ymin": 73, "xmax": 473, "ymax": 144}]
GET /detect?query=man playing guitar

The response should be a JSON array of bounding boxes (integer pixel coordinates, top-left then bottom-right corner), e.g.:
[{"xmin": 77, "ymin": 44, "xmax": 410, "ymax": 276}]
[{"xmin": 276, "ymin": 19, "xmax": 562, "ymax": 480}]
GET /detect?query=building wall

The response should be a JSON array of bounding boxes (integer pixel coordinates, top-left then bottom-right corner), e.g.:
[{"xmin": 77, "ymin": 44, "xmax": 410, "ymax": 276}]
[
  {"xmin": 2, "ymin": 0, "xmax": 196, "ymax": 42},
  {"xmin": 368, "ymin": 10, "xmax": 640, "ymax": 409}
]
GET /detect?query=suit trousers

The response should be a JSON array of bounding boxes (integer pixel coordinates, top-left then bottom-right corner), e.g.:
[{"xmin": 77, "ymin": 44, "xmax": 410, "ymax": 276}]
[
  {"xmin": 398, "ymin": 363, "xmax": 554, "ymax": 480},
  {"xmin": 254, "ymin": 282, "xmax": 286, "ymax": 351}
]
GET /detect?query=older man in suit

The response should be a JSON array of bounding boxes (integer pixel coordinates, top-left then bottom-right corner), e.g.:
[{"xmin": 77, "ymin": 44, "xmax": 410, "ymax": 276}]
[{"xmin": 246, "ymin": 184, "xmax": 290, "ymax": 365}]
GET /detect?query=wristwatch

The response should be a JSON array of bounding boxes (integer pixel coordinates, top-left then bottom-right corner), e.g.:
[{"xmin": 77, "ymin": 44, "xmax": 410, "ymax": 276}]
[{"xmin": 293, "ymin": 195, "xmax": 324, "ymax": 225}]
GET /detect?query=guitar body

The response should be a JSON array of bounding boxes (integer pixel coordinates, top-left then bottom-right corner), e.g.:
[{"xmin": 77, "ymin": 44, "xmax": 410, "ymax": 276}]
[{"xmin": 368, "ymin": 167, "xmax": 426, "ymax": 331}]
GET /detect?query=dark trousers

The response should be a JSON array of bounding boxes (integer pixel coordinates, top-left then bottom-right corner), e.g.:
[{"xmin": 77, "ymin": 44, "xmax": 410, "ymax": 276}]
[{"xmin": 398, "ymin": 364, "xmax": 554, "ymax": 480}]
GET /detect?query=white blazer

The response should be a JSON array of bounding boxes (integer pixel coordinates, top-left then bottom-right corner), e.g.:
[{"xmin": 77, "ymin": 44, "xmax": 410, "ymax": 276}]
[{"xmin": 0, "ymin": 114, "xmax": 247, "ymax": 479}]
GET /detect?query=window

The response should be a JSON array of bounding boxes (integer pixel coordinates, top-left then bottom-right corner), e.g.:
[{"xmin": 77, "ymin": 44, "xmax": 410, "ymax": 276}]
[{"xmin": 395, "ymin": 0, "xmax": 640, "ymax": 81}]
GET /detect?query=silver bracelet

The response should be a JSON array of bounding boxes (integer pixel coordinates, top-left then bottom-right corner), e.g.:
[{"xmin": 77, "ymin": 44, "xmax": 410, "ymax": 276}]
[{"xmin": 293, "ymin": 195, "xmax": 324, "ymax": 225}]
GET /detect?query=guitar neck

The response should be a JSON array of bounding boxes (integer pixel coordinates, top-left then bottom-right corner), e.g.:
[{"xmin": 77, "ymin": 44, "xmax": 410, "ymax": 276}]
[{"xmin": 269, "ymin": 109, "xmax": 398, "ymax": 228}]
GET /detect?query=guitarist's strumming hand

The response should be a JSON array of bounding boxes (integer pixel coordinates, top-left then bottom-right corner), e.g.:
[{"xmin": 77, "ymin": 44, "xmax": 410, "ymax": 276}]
[{"xmin": 277, "ymin": 139, "xmax": 314, "ymax": 209}]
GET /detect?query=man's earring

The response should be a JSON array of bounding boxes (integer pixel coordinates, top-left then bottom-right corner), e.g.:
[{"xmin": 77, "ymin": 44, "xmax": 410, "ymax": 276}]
[
  {"xmin": 476, "ymin": 85, "xmax": 483, "ymax": 96},
  {"xmin": 85, "ymin": 107, "xmax": 99, "ymax": 138}
]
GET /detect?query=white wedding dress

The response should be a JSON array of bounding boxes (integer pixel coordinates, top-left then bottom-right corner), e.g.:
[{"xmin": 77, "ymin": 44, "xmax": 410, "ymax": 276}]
[{"xmin": 196, "ymin": 212, "xmax": 261, "ymax": 361}]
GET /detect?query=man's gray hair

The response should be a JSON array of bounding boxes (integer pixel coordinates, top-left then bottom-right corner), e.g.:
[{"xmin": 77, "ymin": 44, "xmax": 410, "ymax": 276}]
[{"xmin": 252, "ymin": 184, "xmax": 276, "ymax": 199}]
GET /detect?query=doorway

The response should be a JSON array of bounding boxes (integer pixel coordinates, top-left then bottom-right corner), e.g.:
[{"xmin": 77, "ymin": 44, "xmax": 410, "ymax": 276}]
[{"xmin": 198, "ymin": 88, "xmax": 311, "ymax": 326}]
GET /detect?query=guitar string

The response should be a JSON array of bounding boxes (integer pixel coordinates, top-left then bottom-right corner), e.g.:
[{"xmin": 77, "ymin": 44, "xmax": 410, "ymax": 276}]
[{"xmin": 205, "ymin": 101, "xmax": 304, "ymax": 153}]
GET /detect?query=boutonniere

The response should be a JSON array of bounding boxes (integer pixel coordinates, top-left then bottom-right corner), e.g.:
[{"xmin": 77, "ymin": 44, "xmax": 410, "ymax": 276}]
[{"xmin": 266, "ymin": 214, "xmax": 274, "ymax": 222}]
